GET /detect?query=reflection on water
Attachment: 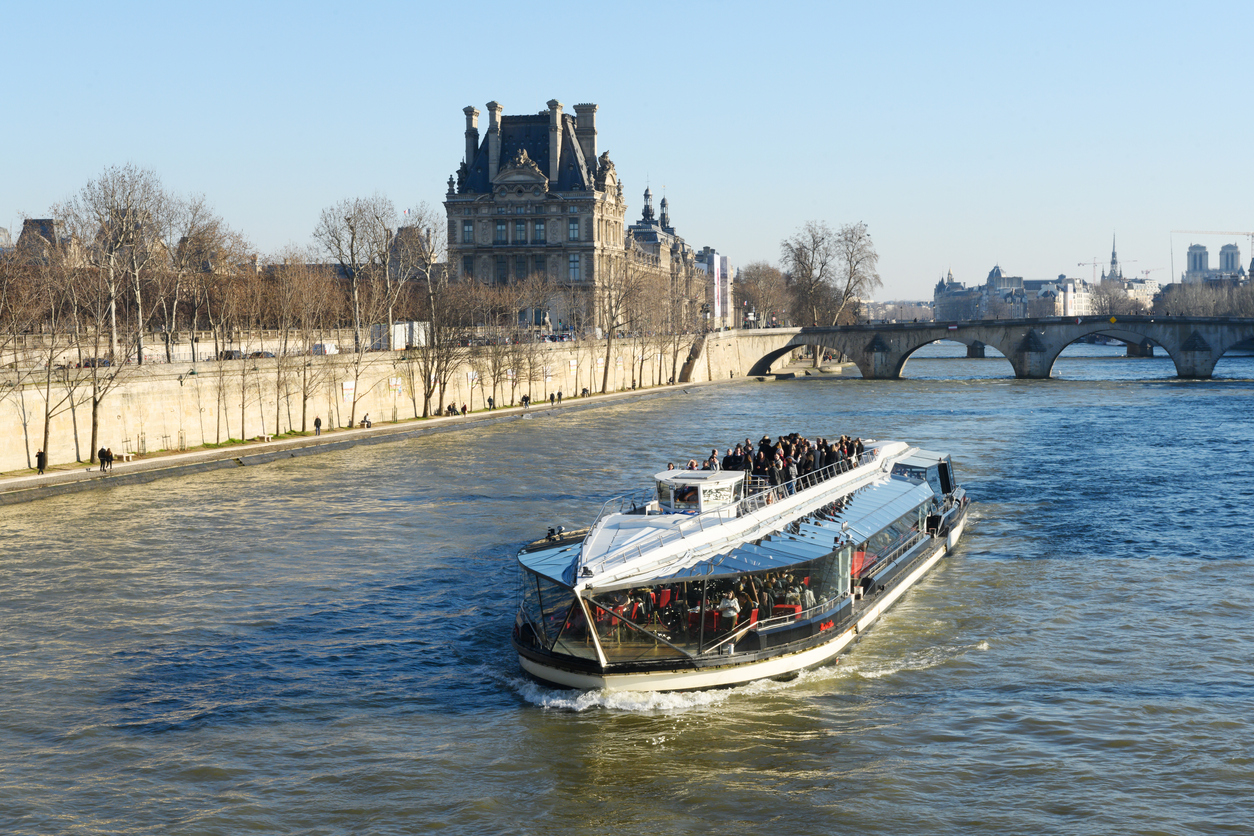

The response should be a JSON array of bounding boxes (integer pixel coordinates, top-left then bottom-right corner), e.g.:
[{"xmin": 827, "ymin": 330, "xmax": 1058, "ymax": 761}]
[{"xmin": 3, "ymin": 355, "xmax": 1254, "ymax": 835}]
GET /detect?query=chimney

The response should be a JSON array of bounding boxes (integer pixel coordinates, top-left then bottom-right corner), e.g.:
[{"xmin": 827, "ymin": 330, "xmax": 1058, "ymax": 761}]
[
  {"xmin": 463, "ymin": 106, "xmax": 480, "ymax": 166},
  {"xmin": 573, "ymin": 103, "xmax": 598, "ymax": 164},
  {"xmin": 487, "ymin": 101, "xmax": 504, "ymax": 181},
  {"xmin": 547, "ymin": 99, "xmax": 564, "ymax": 184}
]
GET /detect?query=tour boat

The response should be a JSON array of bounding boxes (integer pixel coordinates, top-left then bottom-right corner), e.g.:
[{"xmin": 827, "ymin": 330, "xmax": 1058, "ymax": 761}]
[{"xmin": 512, "ymin": 441, "xmax": 969, "ymax": 692}]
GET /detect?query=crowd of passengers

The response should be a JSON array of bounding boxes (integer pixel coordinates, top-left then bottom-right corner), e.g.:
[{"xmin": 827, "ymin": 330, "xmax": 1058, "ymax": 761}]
[
  {"xmin": 599, "ymin": 570, "xmax": 821, "ymax": 640},
  {"xmin": 674, "ymin": 433, "xmax": 867, "ymax": 490}
]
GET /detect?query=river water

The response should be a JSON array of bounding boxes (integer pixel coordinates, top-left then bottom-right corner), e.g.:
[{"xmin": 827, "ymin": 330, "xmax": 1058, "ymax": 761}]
[{"xmin": 3, "ymin": 344, "xmax": 1253, "ymax": 835}]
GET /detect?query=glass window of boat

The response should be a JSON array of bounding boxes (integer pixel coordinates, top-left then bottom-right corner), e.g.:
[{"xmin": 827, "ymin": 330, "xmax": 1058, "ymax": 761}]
[
  {"xmin": 656, "ymin": 480, "xmax": 672, "ymax": 507},
  {"xmin": 891, "ymin": 463, "xmax": 927, "ymax": 483},
  {"xmin": 703, "ymin": 483, "xmax": 734, "ymax": 509},
  {"xmin": 578, "ymin": 556, "xmax": 858, "ymax": 661},
  {"xmin": 671, "ymin": 484, "xmax": 700, "ymax": 512},
  {"xmin": 924, "ymin": 465, "xmax": 945, "ymax": 496},
  {"xmin": 520, "ymin": 570, "xmax": 578, "ymax": 649},
  {"xmin": 519, "ymin": 571, "xmax": 545, "ymax": 643},
  {"xmin": 550, "ymin": 599, "xmax": 600, "ymax": 662}
]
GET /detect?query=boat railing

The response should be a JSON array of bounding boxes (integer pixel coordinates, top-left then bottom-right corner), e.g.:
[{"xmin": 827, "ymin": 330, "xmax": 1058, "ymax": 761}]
[
  {"xmin": 860, "ymin": 529, "xmax": 928, "ymax": 580},
  {"xmin": 581, "ymin": 450, "xmax": 879, "ymax": 577},
  {"xmin": 584, "ymin": 488, "xmax": 657, "ymax": 534},
  {"xmin": 701, "ymin": 593, "xmax": 853, "ymax": 654}
]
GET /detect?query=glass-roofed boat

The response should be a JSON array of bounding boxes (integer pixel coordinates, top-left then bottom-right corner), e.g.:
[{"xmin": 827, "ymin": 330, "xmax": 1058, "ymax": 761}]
[{"xmin": 512, "ymin": 440, "xmax": 969, "ymax": 692}]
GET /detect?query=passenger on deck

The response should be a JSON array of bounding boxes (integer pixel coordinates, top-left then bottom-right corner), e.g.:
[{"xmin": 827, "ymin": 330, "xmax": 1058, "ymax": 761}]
[{"xmin": 718, "ymin": 589, "xmax": 741, "ymax": 631}]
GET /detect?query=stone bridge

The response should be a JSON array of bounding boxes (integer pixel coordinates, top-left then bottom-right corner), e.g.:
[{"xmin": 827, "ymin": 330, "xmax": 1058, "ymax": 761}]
[{"xmin": 704, "ymin": 317, "xmax": 1254, "ymax": 380}]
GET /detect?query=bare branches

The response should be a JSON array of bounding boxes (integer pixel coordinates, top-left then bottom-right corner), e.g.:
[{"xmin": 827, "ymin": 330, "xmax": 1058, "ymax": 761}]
[
  {"xmin": 736, "ymin": 261, "xmax": 791, "ymax": 328},
  {"xmin": 314, "ymin": 194, "xmax": 396, "ymax": 354},
  {"xmin": 782, "ymin": 220, "xmax": 881, "ymax": 327}
]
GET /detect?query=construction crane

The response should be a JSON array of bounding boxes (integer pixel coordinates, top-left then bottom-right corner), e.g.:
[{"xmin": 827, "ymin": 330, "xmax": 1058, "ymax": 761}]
[
  {"xmin": 1079, "ymin": 257, "xmax": 1136, "ymax": 282},
  {"xmin": 1172, "ymin": 229, "xmax": 1254, "ymax": 246}
]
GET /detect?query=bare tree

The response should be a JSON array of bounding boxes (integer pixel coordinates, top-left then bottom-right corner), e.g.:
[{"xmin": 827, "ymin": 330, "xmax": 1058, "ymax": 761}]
[
  {"xmin": 781, "ymin": 220, "xmax": 881, "ymax": 330},
  {"xmin": 598, "ymin": 246, "xmax": 649, "ymax": 393},
  {"xmin": 781, "ymin": 221, "xmax": 840, "ymax": 327},
  {"xmin": 402, "ymin": 263, "xmax": 468, "ymax": 417},
  {"xmin": 314, "ymin": 194, "xmax": 396, "ymax": 354},
  {"xmin": 1090, "ymin": 283, "xmax": 1148, "ymax": 317},
  {"xmin": 0, "ymin": 247, "xmax": 42, "ymax": 433},
  {"xmin": 389, "ymin": 202, "xmax": 446, "ymax": 348},
  {"xmin": 289, "ymin": 261, "xmax": 340, "ymax": 431},
  {"xmin": 162, "ymin": 197, "xmax": 250, "ymax": 363},
  {"xmin": 831, "ymin": 222, "xmax": 881, "ymax": 326},
  {"xmin": 57, "ymin": 165, "xmax": 173, "ymax": 364},
  {"xmin": 736, "ymin": 261, "xmax": 792, "ymax": 328}
]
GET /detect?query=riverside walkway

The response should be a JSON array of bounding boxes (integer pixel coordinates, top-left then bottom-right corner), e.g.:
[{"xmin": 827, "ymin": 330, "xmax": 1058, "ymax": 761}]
[{"xmin": 0, "ymin": 385, "xmax": 695, "ymax": 506}]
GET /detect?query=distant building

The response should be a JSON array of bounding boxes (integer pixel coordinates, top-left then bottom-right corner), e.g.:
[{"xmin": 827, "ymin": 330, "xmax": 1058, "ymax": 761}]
[
  {"xmin": 1100, "ymin": 235, "xmax": 1125, "ymax": 283},
  {"xmin": 444, "ymin": 99, "xmax": 696, "ymax": 333},
  {"xmin": 934, "ymin": 265, "xmax": 1094, "ymax": 319},
  {"xmin": 1183, "ymin": 242, "xmax": 1246, "ymax": 284},
  {"xmin": 694, "ymin": 247, "xmax": 734, "ymax": 329},
  {"xmin": 862, "ymin": 299, "xmax": 934, "ymax": 322},
  {"xmin": 0, "ymin": 227, "xmax": 12, "ymax": 250},
  {"xmin": 933, "ymin": 271, "xmax": 982, "ymax": 320}
]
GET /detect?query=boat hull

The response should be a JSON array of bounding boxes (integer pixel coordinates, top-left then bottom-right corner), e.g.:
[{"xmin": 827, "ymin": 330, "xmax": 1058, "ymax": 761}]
[{"xmin": 517, "ymin": 504, "xmax": 967, "ymax": 692}]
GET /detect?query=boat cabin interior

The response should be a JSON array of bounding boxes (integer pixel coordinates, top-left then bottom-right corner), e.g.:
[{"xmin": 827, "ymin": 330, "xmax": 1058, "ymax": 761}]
[{"xmin": 653, "ymin": 470, "xmax": 745, "ymax": 514}]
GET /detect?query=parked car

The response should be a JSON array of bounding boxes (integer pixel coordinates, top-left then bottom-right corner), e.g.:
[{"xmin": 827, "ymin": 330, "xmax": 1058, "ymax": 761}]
[
  {"xmin": 78, "ymin": 358, "xmax": 112, "ymax": 368},
  {"xmin": 249, "ymin": 351, "xmax": 276, "ymax": 358},
  {"xmin": 218, "ymin": 350, "xmax": 244, "ymax": 360},
  {"xmin": 311, "ymin": 343, "xmax": 339, "ymax": 356}
]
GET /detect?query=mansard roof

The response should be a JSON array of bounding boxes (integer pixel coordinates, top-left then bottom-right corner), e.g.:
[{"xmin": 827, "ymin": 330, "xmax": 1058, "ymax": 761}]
[{"xmin": 461, "ymin": 113, "xmax": 591, "ymax": 194}]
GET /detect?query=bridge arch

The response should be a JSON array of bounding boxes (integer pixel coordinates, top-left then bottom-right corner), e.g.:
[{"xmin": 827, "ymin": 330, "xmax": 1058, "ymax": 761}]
[
  {"xmin": 889, "ymin": 336, "xmax": 1005, "ymax": 378},
  {"xmin": 734, "ymin": 317, "xmax": 1254, "ymax": 381}
]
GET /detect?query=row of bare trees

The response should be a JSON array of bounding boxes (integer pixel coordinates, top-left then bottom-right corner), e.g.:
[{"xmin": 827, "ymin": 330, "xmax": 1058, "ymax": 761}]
[
  {"xmin": 5, "ymin": 171, "xmax": 877, "ymax": 470},
  {"xmin": 731, "ymin": 221, "xmax": 883, "ymax": 332}
]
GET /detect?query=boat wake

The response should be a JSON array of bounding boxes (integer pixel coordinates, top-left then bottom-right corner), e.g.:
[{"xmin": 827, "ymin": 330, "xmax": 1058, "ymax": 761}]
[{"xmin": 504, "ymin": 640, "xmax": 990, "ymax": 713}]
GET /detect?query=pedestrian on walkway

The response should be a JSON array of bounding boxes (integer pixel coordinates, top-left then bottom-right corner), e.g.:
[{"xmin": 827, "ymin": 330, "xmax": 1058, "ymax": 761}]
[
  {"xmin": 461, "ymin": 403, "xmax": 467, "ymax": 416},
  {"xmin": 36, "ymin": 449, "xmax": 47, "ymax": 474},
  {"xmin": 104, "ymin": 448, "xmax": 114, "ymax": 472},
  {"xmin": 314, "ymin": 416, "xmax": 322, "ymax": 436},
  {"xmin": 557, "ymin": 390, "xmax": 562, "ymax": 404},
  {"xmin": 550, "ymin": 393, "xmax": 556, "ymax": 406},
  {"xmin": 97, "ymin": 447, "xmax": 107, "ymax": 472}
]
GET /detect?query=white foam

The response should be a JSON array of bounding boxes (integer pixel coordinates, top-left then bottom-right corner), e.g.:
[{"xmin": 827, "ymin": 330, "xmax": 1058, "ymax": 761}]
[{"xmin": 500, "ymin": 640, "xmax": 992, "ymax": 712}]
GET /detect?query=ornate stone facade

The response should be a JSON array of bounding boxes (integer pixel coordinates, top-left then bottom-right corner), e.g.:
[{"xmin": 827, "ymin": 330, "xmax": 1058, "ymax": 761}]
[{"xmin": 444, "ymin": 100, "xmax": 631, "ymax": 330}]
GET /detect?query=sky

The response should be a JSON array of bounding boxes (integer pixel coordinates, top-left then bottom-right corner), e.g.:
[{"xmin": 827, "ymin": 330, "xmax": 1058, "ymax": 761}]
[{"xmin": 4, "ymin": 0, "xmax": 1253, "ymax": 300}]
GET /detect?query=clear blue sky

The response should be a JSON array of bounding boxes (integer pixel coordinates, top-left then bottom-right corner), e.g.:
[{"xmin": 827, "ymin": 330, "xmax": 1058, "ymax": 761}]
[{"xmin": 4, "ymin": 0, "xmax": 1252, "ymax": 299}]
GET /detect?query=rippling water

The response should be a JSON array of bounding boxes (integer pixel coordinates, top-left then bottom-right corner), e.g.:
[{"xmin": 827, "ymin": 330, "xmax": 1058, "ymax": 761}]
[{"xmin": 3, "ymin": 344, "xmax": 1253, "ymax": 835}]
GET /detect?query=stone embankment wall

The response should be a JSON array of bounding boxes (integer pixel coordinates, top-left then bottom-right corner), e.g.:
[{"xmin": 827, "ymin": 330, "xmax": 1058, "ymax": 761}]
[
  {"xmin": 5, "ymin": 332, "xmax": 800, "ymax": 472},
  {"xmin": 2, "ymin": 331, "xmax": 803, "ymax": 472},
  {"xmin": 685, "ymin": 329, "xmax": 803, "ymax": 382}
]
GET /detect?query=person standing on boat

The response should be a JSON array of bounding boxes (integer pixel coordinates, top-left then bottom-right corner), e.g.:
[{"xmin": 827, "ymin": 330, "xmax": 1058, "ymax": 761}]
[{"xmin": 718, "ymin": 589, "xmax": 740, "ymax": 632}]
